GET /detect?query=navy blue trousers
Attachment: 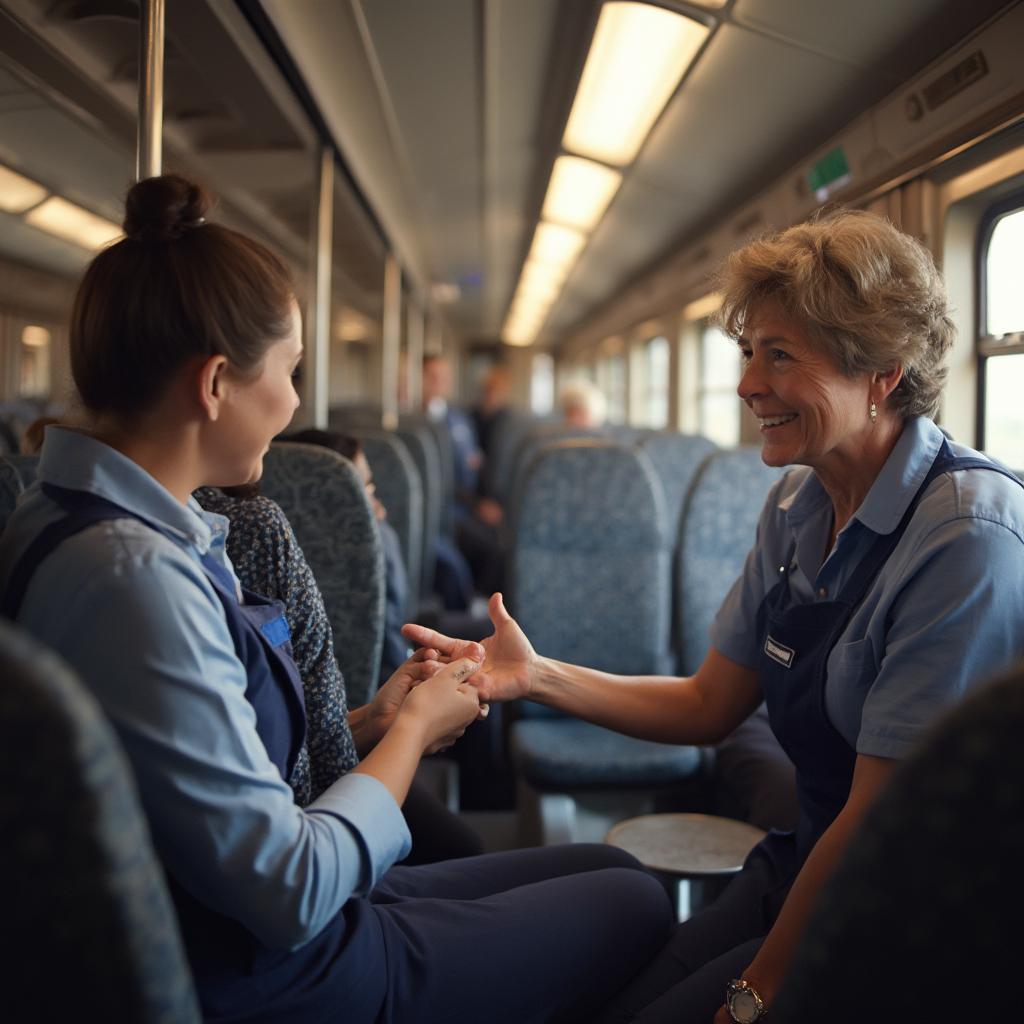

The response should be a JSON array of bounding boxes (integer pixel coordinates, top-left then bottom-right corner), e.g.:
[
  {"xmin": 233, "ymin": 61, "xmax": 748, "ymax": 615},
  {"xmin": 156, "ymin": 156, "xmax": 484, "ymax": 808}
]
[
  {"xmin": 594, "ymin": 835, "xmax": 797, "ymax": 1023},
  {"xmin": 369, "ymin": 844, "xmax": 673, "ymax": 1023}
]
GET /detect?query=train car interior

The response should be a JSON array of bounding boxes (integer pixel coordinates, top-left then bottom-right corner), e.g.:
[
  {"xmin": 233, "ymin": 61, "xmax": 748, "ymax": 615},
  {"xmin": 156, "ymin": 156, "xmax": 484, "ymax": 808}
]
[{"xmin": 1, "ymin": 0, "xmax": 1023, "ymax": 1020}]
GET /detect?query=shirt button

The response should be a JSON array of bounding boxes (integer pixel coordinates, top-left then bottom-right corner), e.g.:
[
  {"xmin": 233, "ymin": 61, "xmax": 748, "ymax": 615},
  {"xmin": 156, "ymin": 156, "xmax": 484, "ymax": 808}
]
[{"xmin": 818, "ymin": 587, "xmax": 828, "ymax": 598}]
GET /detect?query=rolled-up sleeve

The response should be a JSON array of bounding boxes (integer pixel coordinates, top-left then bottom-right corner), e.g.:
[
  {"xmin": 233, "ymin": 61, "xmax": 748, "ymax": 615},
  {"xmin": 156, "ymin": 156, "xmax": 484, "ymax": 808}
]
[{"xmin": 25, "ymin": 521, "xmax": 410, "ymax": 951}]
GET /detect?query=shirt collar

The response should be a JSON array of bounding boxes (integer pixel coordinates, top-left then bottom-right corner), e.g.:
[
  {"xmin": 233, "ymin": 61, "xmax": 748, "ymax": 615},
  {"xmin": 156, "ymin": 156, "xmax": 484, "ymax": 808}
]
[
  {"xmin": 777, "ymin": 417, "xmax": 943, "ymax": 537},
  {"xmin": 38, "ymin": 426, "xmax": 216, "ymax": 553}
]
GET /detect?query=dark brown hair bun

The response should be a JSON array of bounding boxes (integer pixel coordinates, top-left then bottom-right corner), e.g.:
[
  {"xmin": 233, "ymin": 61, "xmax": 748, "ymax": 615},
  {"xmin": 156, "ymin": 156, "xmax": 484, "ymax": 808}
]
[{"xmin": 122, "ymin": 174, "xmax": 210, "ymax": 243}]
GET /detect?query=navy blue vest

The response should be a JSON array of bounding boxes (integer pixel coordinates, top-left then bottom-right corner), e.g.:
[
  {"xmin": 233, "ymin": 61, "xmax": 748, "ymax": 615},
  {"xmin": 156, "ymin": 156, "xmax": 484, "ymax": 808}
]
[
  {"xmin": 755, "ymin": 440, "xmax": 1022, "ymax": 864},
  {"xmin": 3, "ymin": 485, "xmax": 383, "ymax": 1023}
]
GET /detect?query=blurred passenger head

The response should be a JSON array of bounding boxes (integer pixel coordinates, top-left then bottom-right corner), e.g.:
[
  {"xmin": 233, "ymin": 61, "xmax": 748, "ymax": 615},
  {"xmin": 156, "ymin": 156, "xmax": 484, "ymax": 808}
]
[
  {"xmin": 478, "ymin": 363, "xmax": 511, "ymax": 414},
  {"xmin": 716, "ymin": 209, "xmax": 954, "ymax": 420},
  {"xmin": 422, "ymin": 354, "xmax": 452, "ymax": 405},
  {"xmin": 70, "ymin": 175, "xmax": 296, "ymax": 419},
  {"xmin": 20, "ymin": 415, "xmax": 61, "ymax": 455},
  {"xmin": 559, "ymin": 380, "xmax": 607, "ymax": 428}
]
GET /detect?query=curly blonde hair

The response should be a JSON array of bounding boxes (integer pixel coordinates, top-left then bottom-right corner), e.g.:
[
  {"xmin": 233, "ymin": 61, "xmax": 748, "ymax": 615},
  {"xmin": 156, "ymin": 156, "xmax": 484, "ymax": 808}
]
[{"xmin": 715, "ymin": 209, "xmax": 955, "ymax": 419}]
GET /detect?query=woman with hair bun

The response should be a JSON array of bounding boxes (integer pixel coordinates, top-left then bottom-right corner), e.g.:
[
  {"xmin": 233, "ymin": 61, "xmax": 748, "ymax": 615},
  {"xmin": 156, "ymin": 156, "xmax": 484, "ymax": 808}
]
[{"xmin": 0, "ymin": 175, "xmax": 672, "ymax": 1023}]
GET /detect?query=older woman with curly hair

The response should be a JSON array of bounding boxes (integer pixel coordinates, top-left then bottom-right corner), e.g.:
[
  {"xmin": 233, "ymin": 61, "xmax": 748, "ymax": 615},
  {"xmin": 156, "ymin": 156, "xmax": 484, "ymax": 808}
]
[{"xmin": 406, "ymin": 210, "xmax": 1024, "ymax": 1023}]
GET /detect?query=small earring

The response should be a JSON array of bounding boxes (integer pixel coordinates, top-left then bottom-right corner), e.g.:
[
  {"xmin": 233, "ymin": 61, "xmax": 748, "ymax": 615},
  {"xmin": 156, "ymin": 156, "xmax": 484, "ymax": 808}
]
[{"xmin": 869, "ymin": 400, "xmax": 877, "ymax": 423}]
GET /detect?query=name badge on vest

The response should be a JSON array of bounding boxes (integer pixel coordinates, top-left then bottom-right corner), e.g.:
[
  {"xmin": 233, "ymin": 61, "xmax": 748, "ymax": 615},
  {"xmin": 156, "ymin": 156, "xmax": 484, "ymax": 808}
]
[
  {"xmin": 260, "ymin": 614, "xmax": 291, "ymax": 648},
  {"xmin": 764, "ymin": 635, "xmax": 795, "ymax": 668}
]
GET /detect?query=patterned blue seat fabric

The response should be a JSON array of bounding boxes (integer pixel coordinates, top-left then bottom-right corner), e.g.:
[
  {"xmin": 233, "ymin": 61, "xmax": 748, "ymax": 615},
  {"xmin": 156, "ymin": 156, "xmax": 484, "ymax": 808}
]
[
  {"xmin": 510, "ymin": 440, "xmax": 701, "ymax": 796},
  {"xmin": 675, "ymin": 447, "xmax": 784, "ymax": 674},
  {"xmin": 261, "ymin": 442, "xmax": 385, "ymax": 708},
  {"xmin": 636, "ymin": 432, "xmax": 717, "ymax": 546},
  {"xmin": 0, "ymin": 618, "xmax": 200, "ymax": 1022},
  {"xmin": 772, "ymin": 659, "xmax": 1024, "ymax": 1024},
  {"xmin": 350, "ymin": 428, "xmax": 424, "ymax": 620},
  {"xmin": 506, "ymin": 424, "xmax": 606, "ymax": 531},
  {"xmin": 396, "ymin": 418, "xmax": 443, "ymax": 600}
]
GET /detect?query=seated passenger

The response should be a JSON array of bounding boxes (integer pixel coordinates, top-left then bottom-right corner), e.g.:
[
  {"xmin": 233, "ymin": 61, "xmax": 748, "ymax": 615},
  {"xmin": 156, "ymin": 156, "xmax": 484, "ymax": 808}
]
[
  {"xmin": 194, "ymin": 483, "xmax": 483, "ymax": 864},
  {"xmin": 559, "ymin": 378, "xmax": 607, "ymax": 429},
  {"xmin": 0, "ymin": 175, "xmax": 672, "ymax": 1024},
  {"xmin": 404, "ymin": 210, "xmax": 1024, "ymax": 1023}
]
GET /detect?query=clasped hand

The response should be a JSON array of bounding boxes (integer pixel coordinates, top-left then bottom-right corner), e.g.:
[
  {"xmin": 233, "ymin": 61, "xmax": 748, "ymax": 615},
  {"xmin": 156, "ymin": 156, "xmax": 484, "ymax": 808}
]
[
  {"xmin": 368, "ymin": 644, "xmax": 483, "ymax": 754},
  {"xmin": 401, "ymin": 592, "xmax": 537, "ymax": 705}
]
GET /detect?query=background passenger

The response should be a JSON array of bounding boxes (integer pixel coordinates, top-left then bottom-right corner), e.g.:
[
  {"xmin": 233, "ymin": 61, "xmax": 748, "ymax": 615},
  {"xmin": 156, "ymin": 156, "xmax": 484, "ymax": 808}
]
[
  {"xmin": 405, "ymin": 210, "xmax": 1024, "ymax": 1024},
  {"xmin": 0, "ymin": 174, "xmax": 672, "ymax": 1024},
  {"xmin": 559, "ymin": 378, "xmax": 607, "ymax": 429}
]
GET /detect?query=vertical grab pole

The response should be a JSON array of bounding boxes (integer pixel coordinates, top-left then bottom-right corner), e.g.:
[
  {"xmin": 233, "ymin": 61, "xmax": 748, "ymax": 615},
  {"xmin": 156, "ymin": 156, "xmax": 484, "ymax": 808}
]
[
  {"xmin": 308, "ymin": 146, "xmax": 334, "ymax": 429},
  {"xmin": 382, "ymin": 255, "xmax": 401, "ymax": 431},
  {"xmin": 406, "ymin": 294, "xmax": 425, "ymax": 414},
  {"xmin": 136, "ymin": 0, "xmax": 165, "ymax": 181}
]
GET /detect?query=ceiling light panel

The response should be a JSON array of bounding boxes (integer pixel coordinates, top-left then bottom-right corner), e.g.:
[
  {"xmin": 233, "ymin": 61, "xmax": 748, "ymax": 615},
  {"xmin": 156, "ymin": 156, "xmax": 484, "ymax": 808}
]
[
  {"xmin": 563, "ymin": 2, "xmax": 710, "ymax": 167},
  {"xmin": 542, "ymin": 156, "xmax": 622, "ymax": 232},
  {"xmin": 0, "ymin": 165, "xmax": 48, "ymax": 214},
  {"xmin": 528, "ymin": 221, "xmax": 587, "ymax": 268},
  {"xmin": 25, "ymin": 197, "xmax": 122, "ymax": 251}
]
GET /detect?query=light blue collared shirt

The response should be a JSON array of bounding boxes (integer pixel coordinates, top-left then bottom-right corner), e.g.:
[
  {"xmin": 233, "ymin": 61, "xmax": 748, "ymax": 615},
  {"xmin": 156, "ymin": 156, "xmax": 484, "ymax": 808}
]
[
  {"xmin": 0, "ymin": 427, "xmax": 410, "ymax": 950},
  {"xmin": 711, "ymin": 417, "xmax": 1024, "ymax": 759}
]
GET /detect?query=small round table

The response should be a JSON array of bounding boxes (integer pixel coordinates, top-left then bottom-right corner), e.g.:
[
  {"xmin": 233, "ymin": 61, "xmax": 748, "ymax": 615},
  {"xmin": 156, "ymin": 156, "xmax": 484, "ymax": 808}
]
[{"xmin": 606, "ymin": 813, "xmax": 767, "ymax": 919}]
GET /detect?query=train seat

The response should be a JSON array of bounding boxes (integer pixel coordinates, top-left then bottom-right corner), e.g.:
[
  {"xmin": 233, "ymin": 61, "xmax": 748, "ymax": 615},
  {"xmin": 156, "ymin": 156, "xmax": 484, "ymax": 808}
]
[
  {"xmin": 635, "ymin": 432, "xmax": 718, "ymax": 547},
  {"xmin": 508, "ymin": 439, "xmax": 705, "ymax": 843},
  {"xmin": 771, "ymin": 657, "xmax": 1024, "ymax": 1023},
  {"xmin": 675, "ymin": 447, "xmax": 785, "ymax": 675},
  {"xmin": 260, "ymin": 442, "xmax": 385, "ymax": 708},
  {"xmin": 505, "ymin": 424, "xmax": 607, "ymax": 532},
  {"xmin": 394, "ymin": 418, "xmax": 444, "ymax": 601},
  {"xmin": 347, "ymin": 428, "xmax": 424, "ymax": 620},
  {"xmin": 0, "ymin": 617, "xmax": 200, "ymax": 1022}
]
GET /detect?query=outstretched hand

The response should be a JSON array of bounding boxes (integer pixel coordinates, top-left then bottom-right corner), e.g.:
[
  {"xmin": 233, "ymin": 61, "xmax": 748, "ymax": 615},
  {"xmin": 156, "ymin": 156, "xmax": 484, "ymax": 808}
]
[{"xmin": 402, "ymin": 592, "xmax": 537, "ymax": 703}]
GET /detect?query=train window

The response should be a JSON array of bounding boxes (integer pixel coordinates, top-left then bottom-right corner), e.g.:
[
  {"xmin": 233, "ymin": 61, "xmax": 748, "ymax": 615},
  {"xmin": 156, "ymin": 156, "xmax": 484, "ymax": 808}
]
[
  {"xmin": 18, "ymin": 325, "xmax": 51, "ymax": 398},
  {"xmin": 530, "ymin": 352, "xmax": 555, "ymax": 414},
  {"xmin": 635, "ymin": 336, "xmax": 670, "ymax": 429},
  {"xmin": 597, "ymin": 352, "xmax": 627, "ymax": 424},
  {"xmin": 979, "ymin": 199, "xmax": 1024, "ymax": 466},
  {"xmin": 697, "ymin": 322, "xmax": 740, "ymax": 446}
]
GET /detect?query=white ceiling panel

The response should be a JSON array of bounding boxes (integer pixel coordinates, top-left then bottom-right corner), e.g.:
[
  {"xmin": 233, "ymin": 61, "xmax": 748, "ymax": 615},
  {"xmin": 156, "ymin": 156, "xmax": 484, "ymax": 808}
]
[
  {"xmin": 485, "ymin": 0, "xmax": 562, "ymax": 334},
  {"xmin": 361, "ymin": 0, "xmax": 481, "ymax": 312},
  {"xmin": 548, "ymin": 21, "xmax": 884, "ymax": 332},
  {"xmin": 732, "ymin": 0, "xmax": 1008, "ymax": 78}
]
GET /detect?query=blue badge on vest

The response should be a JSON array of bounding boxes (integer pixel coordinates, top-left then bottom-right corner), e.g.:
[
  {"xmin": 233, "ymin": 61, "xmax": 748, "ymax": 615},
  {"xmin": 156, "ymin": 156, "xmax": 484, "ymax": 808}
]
[
  {"xmin": 764, "ymin": 635, "xmax": 795, "ymax": 668},
  {"xmin": 261, "ymin": 614, "xmax": 291, "ymax": 648}
]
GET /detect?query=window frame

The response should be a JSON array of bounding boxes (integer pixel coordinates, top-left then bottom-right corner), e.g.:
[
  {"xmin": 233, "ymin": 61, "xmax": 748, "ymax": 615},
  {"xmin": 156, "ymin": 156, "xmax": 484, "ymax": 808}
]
[{"xmin": 975, "ymin": 189, "xmax": 1024, "ymax": 449}]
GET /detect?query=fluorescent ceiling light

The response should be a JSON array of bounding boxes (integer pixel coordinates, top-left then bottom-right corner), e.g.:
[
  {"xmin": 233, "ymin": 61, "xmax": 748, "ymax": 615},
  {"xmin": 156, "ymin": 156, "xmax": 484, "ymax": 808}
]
[
  {"xmin": 502, "ymin": 330, "xmax": 535, "ymax": 347},
  {"xmin": 521, "ymin": 259, "xmax": 569, "ymax": 292},
  {"xmin": 683, "ymin": 291, "xmax": 722, "ymax": 322},
  {"xmin": 563, "ymin": 2, "xmax": 710, "ymax": 166},
  {"xmin": 542, "ymin": 156, "xmax": 622, "ymax": 232},
  {"xmin": 25, "ymin": 196, "xmax": 122, "ymax": 250},
  {"xmin": 515, "ymin": 274, "xmax": 561, "ymax": 305},
  {"xmin": 0, "ymin": 165, "xmax": 48, "ymax": 213},
  {"xmin": 528, "ymin": 222, "xmax": 586, "ymax": 268},
  {"xmin": 21, "ymin": 325, "xmax": 51, "ymax": 348}
]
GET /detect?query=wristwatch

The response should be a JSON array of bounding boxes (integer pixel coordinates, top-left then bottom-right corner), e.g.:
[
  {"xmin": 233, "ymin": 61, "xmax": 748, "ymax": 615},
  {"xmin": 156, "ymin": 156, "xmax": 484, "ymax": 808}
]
[{"xmin": 726, "ymin": 978, "xmax": 767, "ymax": 1023}]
